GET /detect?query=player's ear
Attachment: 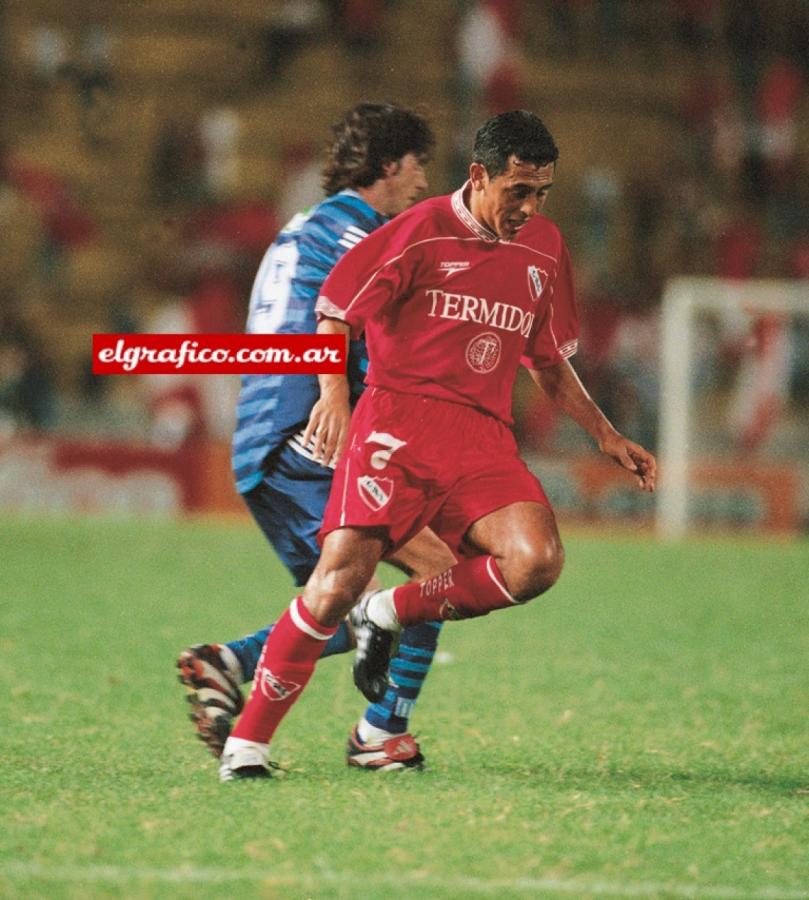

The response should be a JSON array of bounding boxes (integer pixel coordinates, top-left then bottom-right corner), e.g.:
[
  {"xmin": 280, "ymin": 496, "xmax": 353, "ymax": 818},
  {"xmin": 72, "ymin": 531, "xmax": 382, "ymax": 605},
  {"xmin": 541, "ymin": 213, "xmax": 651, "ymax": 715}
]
[
  {"xmin": 382, "ymin": 159, "xmax": 402, "ymax": 178},
  {"xmin": 469, "ymin": 162, "xmax": 488, "ymax": 192}
]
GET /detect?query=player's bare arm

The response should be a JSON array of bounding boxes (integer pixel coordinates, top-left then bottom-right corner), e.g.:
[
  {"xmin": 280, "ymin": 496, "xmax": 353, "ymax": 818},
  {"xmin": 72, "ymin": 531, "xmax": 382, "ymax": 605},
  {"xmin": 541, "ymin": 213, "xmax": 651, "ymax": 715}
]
[
  {"xmin": 302, "ymin": 318, "xmax": 352, "ymax": 467},
  {"xmin": 529, "ymin": 359, "xmax": 657, "ymax": 492}
]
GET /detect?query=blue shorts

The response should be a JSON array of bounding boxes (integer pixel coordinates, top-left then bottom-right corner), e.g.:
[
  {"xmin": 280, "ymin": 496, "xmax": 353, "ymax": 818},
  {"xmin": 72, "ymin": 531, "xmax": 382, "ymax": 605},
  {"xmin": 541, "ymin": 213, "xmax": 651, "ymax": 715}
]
[{"xmin": 242, "ymin": 443, "xmax": 333, "ymax": 586}]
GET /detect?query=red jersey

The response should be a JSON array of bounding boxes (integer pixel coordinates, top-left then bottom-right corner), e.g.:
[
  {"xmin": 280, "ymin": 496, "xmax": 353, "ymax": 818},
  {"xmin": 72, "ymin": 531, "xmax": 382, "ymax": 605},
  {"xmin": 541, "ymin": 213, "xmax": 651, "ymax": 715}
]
[{"xmin": 316, "ymin": 184, "xmax": 579, "ymax": 424}]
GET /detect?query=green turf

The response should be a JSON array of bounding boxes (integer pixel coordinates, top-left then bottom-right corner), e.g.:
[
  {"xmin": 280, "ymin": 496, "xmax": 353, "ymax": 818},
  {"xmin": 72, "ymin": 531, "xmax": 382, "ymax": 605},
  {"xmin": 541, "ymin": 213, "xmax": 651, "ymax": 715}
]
[{"xmin": 1, "ymin": 517, "xmax": 807, "ymax": 899}]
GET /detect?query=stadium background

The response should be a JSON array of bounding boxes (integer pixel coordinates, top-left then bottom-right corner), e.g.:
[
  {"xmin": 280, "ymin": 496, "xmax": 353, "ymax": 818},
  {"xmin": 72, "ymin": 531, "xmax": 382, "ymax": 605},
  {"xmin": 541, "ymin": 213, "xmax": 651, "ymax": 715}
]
[
  {"xmin": 2, "ymin": 5, "xmax": 808, "ymax": 898},
  {"xmin": 1, "ymin": 0, "xmax": 808, "ymax": 531}
]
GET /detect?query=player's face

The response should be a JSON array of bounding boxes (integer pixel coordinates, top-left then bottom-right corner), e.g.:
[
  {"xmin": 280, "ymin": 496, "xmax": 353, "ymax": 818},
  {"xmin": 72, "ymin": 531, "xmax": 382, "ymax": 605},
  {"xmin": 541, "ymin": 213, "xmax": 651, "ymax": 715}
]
[
  {"xmin": 469, "ymin": 156, "xmax": 555, "ymax": 241},
  {"xmin": 380, "ymin": 153, "xmax": 429, "ymax": 216}
]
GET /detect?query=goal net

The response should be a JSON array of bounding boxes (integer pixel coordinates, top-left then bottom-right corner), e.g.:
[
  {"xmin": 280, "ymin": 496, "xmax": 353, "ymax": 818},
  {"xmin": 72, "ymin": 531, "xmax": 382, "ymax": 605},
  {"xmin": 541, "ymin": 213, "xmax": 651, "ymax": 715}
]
[{"xmin": 657, "ymin": 276, "xmax": 809, "ymax": 540}]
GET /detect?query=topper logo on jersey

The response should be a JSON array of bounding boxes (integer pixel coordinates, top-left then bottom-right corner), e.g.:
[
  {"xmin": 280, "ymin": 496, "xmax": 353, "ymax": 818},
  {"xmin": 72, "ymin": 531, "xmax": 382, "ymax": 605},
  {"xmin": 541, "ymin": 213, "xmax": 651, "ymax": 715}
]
[
  {"xmin": 439, "ymin": 260, "xmax": 471, "ymax": 279},
  {"xmin": 426, "ymin": 289, "xmax": 535, "ymax": 337},
  {"xmin": 357, "ymin": 475, "xmax": 393, "ymax": 511},
  {"xmin": 527, "ymin": 265, "xmax": 548, "ymax": 303},
  {"xmin": 258, "ymin": 666, "xmax": 301, "ymax": 702}
]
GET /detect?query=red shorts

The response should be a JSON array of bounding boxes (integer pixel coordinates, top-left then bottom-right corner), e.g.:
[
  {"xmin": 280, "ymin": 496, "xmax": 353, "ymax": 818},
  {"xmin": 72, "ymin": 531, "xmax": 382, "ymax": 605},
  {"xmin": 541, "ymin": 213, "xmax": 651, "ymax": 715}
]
[{"xmin": 319, "ymin": 387, "xmax": 551, "ymax": 556}]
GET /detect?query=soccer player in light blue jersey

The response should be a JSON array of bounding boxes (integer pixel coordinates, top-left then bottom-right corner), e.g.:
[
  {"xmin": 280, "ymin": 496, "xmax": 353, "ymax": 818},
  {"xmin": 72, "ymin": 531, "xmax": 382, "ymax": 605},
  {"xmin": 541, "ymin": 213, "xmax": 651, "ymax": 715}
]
[{"xmin": 177, "ymin": 103, "xmax": 453, "ymax": 770}]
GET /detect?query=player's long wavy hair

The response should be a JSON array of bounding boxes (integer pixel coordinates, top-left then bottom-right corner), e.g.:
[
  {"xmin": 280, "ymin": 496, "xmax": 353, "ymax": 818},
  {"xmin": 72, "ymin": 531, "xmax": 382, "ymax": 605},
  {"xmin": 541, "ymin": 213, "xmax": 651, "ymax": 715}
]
[
  {"xmin": 473, "ymin": 110, "xmax": 559, "ymax": 177},
  {"xmin": 322, "ymin": 103, "xmax": 434, "ymax": 196}
]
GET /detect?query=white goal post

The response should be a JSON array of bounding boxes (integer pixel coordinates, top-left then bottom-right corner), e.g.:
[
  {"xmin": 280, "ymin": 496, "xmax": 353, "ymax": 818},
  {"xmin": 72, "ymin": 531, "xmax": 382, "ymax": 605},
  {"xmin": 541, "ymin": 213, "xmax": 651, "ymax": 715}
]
[{"xmin": 657, "ymin": 276, "xmax": 809, "ymax": 540}]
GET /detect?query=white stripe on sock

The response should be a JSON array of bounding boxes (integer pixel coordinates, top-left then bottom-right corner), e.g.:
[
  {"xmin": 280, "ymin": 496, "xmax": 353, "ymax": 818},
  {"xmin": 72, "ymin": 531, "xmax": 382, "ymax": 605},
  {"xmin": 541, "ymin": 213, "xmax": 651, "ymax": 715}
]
[
  {"xmin": 485, "ymin": 556, "xmax": 519, "ymax": 604},
  {"xmin": 289, "ymin": 597, "xmax": 333, "ymax": 641}
]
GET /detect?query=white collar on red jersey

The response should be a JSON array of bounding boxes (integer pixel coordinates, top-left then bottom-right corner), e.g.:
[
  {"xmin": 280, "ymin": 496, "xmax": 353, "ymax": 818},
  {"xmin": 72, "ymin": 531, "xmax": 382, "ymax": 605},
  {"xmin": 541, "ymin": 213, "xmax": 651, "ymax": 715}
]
[{"xmin": 451, "ymin": 182, "xmax": 498, "ymax": 243}]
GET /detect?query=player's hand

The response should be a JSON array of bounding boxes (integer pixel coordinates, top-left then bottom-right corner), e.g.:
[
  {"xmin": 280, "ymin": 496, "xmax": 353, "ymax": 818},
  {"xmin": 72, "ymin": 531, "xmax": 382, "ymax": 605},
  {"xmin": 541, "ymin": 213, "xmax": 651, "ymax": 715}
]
[
  {"xmin": 302, "ymin": 381, "xmax": 351, "ymax": 467},
  {"xmin": 598, "ymin": 431, "xmax": 657, "ymax": 492}
]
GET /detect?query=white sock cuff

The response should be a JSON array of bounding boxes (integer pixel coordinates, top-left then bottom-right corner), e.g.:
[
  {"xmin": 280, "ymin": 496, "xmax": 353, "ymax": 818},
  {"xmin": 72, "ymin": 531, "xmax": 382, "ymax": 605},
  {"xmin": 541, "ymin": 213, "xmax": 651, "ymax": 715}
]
[
  {"xmin": 365, "ymin": 588, "xmax": 401, "ymax": 633},
  {"xmin": 222, "ymin": 736, "xmax": 269, "ymax": 761},
  {"xmin": 289, "ymin": 596, "xmax": 334, "ymax": 640}
]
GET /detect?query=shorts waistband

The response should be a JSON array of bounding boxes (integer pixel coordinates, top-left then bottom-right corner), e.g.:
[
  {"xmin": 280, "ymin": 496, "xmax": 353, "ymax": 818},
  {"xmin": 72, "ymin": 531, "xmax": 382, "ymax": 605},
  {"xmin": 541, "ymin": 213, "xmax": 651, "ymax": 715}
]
[{"xmin": 365, "ymin": 386, "xmax": 507, "ymax": 442}]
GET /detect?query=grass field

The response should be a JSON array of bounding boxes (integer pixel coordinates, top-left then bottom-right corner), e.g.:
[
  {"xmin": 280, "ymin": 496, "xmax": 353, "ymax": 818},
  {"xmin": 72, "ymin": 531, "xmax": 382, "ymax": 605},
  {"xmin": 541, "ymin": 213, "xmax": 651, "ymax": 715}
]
[{"xmin": 1, "ymin": 517, "xmax": 807, "ymax": 900}]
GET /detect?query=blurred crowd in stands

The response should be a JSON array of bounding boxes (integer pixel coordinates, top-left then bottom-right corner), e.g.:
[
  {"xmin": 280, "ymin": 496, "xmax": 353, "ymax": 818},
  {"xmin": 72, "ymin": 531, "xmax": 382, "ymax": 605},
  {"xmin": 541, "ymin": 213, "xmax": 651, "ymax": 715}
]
[{"xmin": 1, "ymin": 0, "xmax": 807, "ymax": 457}]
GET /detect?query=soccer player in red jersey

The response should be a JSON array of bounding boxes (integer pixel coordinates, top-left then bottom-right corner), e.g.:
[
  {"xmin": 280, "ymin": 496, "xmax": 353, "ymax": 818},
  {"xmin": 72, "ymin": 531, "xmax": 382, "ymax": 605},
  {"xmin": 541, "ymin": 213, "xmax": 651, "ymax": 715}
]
[{"xmin": 219, "ymin": 110, "xmax": 656, "ymax": 780}]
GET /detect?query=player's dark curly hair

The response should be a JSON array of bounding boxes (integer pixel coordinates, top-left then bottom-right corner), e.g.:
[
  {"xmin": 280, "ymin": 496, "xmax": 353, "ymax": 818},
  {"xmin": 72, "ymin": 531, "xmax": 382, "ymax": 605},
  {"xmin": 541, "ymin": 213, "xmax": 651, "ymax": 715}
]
[
  {"xmin": 322, "ymin": 102, "xmax": 434, "ymax": 196},
  {"xmin": 472, "ymin": 110, "xmax": 559, "ymax": 177}
]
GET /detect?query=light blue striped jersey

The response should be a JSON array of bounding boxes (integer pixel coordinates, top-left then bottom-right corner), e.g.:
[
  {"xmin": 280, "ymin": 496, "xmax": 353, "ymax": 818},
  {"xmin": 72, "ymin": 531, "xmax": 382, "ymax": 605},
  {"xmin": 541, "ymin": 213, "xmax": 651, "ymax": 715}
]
[{"xmin": 232, "ymin": 189, "xmax": 387, "ymax": 494}]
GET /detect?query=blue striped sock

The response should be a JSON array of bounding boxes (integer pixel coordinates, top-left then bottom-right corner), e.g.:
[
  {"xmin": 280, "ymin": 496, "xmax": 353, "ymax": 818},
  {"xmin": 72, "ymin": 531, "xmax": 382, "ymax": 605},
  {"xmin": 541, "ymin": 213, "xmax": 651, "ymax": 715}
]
[
  {"xmin": 364, "ymin": 620, "xmax": 443, "ymax": 734},
  {"xmin": 226, "ymin": 620, "xmax": 353, "ymax": 682}
]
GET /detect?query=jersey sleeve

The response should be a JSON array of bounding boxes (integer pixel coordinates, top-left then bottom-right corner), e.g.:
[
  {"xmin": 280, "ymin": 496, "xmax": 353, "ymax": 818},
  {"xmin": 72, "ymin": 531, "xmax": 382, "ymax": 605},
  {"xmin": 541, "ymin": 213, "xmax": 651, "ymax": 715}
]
[
  {"xmin": 521, "ymin": 238, "xmax": 580, "ymax": 370},
  {"xmin": 315, "ymin": 208, "xmax": 429, "ymax": 337}
]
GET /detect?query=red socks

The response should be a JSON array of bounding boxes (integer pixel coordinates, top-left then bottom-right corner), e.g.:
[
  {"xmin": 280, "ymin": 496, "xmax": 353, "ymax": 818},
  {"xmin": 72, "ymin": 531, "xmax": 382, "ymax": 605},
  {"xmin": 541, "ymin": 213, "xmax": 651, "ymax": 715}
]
[
  {"xmin": 232, "ymin": 557, "xmax": 516, "ymax": 744},
  {"xmin": 231, "ymin": 597, "xmax": 337, "ymax": 745},
  {"xmin": 393, "ymin": 555, "xmax": 517, "ymax": 625}
]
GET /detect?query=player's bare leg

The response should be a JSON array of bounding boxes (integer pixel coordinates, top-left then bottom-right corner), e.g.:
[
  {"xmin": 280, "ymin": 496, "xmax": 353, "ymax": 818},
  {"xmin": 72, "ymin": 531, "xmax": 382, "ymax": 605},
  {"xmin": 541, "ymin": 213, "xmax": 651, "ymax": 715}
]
[
  {"xmin": 353, "ymin": 501, "xmax": 565, "ymax": 701},
  {"xmin": 464, "ymin": 501, "xmax": 564, "ymax": 601},
  {"xmin": 388, "ymin": 527, "xmax": 458, "ymax": 577},
  {"xmin": 302, "ymin": 527, "xmax": 389, "ymax": 624},
  {"xmin": 183, "ymin": 525, "xmax": 454, "ymax": 763},
  {"xmin": 220, "ymin": 528, "xmax": 385, "ymax": 780}
]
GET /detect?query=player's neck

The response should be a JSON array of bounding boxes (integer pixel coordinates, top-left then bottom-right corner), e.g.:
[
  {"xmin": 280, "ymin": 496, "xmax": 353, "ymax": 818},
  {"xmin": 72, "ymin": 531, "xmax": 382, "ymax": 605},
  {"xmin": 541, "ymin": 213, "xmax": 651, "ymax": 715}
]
[
  {"xmin": 356, "ymin": 183, "xmax": 392, "ymax": 218},
  {"xmin": 465, "ymin": 183, "xmax": 494, "ymax": 236}
]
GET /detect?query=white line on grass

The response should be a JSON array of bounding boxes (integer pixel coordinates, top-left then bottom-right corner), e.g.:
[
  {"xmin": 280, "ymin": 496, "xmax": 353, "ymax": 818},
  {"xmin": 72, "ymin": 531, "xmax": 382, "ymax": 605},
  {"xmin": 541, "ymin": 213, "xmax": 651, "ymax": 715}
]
[{"xmin": 1, "ymin": 863, "xmax": 807, "ymax": 899}]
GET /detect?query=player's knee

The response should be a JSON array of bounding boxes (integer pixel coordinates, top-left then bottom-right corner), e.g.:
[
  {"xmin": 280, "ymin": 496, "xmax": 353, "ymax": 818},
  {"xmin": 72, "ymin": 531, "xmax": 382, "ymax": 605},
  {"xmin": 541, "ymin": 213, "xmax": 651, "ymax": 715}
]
[
  {"xmin": 503, "ymin": 537, "xmax": 564, "ymax": 602},
  {"xmin": 302, "ymin": 570, "xmax": 360, "ymax": 627}
]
